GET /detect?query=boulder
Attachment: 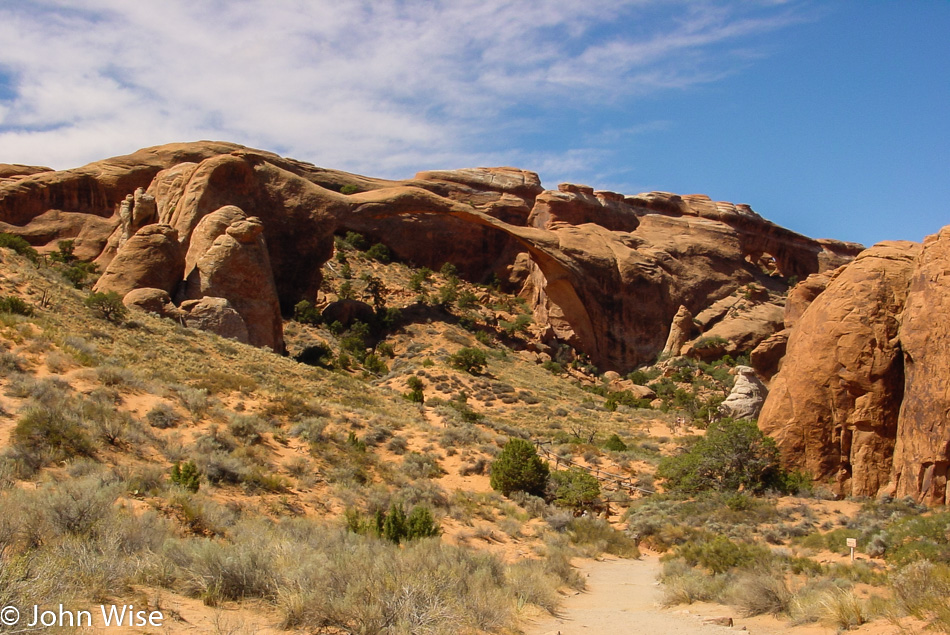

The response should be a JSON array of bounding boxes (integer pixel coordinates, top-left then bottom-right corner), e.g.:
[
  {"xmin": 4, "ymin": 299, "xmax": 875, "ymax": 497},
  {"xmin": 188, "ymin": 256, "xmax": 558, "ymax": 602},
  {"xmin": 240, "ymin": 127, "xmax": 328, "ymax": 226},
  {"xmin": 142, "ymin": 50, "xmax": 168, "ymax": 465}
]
[
  {"xmin": 180, "ymin": 297, "xmax": 250, "ymax": 344},
  {"xmin": 758, "ymin": 241, "xmax": 921, "ymax": 498},
  {"xmin": 890, "ymin": 227, "xmax": 950, "ymax": 504},
  {"xmin": 719, "ymin": 366, "xmax": 768, "ymax": 420},
  {"xmin": 122, "ymin": 288, "xmax": 180, "ymax": 318},
  {"xmin": 93, "ymin": 224, "xmax": 184, "ymax": 297}
]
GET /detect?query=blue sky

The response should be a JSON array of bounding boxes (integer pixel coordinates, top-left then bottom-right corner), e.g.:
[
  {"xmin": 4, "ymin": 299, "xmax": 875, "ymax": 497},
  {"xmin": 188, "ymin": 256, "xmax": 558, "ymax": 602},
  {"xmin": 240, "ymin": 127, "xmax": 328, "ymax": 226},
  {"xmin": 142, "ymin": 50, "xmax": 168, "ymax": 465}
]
[{"xmin": 0, "ymin": 1, "xmax": 947, "ymax": 246}]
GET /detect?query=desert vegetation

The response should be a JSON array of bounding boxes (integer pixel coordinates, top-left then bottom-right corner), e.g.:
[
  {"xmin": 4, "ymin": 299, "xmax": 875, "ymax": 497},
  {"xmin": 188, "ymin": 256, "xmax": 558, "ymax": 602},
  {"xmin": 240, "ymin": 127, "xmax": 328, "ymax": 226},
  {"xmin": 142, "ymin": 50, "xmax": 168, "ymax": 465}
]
[{"xmin": 0, "ymin": 232, "xmax": 945, "ymax": 634}]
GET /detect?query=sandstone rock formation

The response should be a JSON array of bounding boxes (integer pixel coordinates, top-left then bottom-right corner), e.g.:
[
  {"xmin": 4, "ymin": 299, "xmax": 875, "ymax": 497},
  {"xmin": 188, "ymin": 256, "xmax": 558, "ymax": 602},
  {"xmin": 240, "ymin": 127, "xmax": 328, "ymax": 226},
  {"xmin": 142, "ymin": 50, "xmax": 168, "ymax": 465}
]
[
  {"xmin": 749, "ymin": 330, "xmax": 788, "ymax": 380},
  {"xmin": 0, "ymin": 141, "xmax": 861, "ymax": 369},
  {"xmin": 889, "ymin": 228, "xmax": 950, "ymax": 504},
  {"xmin": 181, "ymin": 208, "xmax": 283, "ymax": 352},
  {"xmin": 662, "ymin": 306, "xmax": 693, "ymax": 358},
  {"xmin": 93, "ymin": 224, "xmax": 183, "ymax": 297},
  {"xmin": 122, "ymin": 287, "xmax": 180, "ymax": 317},
  {"xmin": 719, "ymin": 366, "xmax": 769, "ymax": 421},
  {"xmin": 758, "ymin": 241, "xmax": 921, "ymax": 498},
  {"xmin": 179, "ymin": 297, "xmax": 250, "ymax": 344}
]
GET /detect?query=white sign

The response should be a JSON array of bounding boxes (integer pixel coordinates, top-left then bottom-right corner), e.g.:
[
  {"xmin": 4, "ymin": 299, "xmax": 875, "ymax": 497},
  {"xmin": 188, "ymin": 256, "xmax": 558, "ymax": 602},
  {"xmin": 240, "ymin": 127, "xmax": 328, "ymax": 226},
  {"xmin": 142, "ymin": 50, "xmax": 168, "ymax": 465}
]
[{"xmin": 846, "ymin": 538, "xmax": 857, "ymax": 548}]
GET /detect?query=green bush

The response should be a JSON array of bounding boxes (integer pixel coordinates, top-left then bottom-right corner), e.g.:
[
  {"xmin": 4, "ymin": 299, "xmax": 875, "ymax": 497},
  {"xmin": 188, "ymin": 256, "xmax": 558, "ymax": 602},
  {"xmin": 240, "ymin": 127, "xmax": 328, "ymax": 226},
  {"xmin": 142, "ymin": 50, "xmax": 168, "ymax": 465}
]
[
  {"xmin": 347, "ymin": 504, "xmax": 440, "ymax": 544},
  {"xmin": 0, "ymin": 233, "xmax": 38, "ymax": 262},
  {"xmin": 171, "ymin": 461, "xmax": 200, "ymax": 492},
  {"xmin": 0, "ymin": 295, "xmax": 33, "ymax": 316},
  {"xmin": 12, "ymin": 406, "xmax": 95, "ymax": 467},
  {"xmin": 550, "ymin": 468, "xmax": 600, "ymax": 509},
  {"xmin": 84, "ymin": 291, "xmax": 128, "ymax": 323},
  {"xmin": 604, "ymin": 434, "xmax": 628, "ymax": 452},
  {"xmin": 404, "ymin": 376, "xmax": 424, "ymax": 403},
  {"xmin": 365, "ymin": 243, "xmax": 391, "ymax": 263},
  {"xmin": 675, "ymin": 535, "xmax": 771, "ymax": 574},
  {"xmin": 656, "ymin": 418, "xmax": 782, "ymax": 494},
  {"xmin": 693, "ymin": 335, "xmax": 729, "ymax": 351},
  {"xmin": 343, "ymin": 231, "xmax": 368, "ymax": 250},
  {"xmin": 293, "ymin": 300, "xmax": 322, "ymax": 325},
  {"xmin": 340, "ymin": 184, "xmax": 361, "ymax": 195},
  {"xmin": 490, "ymin": 438, "xmax": 549, "ymax": 497},
  {"xmin": 449, "ymin": 347, "xmax": 487, "ymax": 374}
]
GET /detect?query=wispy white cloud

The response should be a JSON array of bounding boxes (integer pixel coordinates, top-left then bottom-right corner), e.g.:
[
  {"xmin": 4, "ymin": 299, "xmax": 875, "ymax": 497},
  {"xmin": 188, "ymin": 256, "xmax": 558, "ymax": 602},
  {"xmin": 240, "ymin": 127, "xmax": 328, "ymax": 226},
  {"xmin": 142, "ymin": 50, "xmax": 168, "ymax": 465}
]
[{"xmin": 0, "ymin": 0, "xmax": 806, "ymax": 186}]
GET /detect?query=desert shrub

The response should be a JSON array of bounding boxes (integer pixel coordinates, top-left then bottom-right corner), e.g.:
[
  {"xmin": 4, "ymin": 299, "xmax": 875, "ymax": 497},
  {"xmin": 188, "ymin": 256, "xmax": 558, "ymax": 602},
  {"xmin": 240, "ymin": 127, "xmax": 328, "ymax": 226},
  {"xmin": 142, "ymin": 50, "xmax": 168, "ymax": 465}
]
[
  {"xmin": 362, "ymin": 353, "xmax": 388, "ymax": 375},
  {"xmin": 402, "ymin": 452, "xmax": 445, "ymax": 479},
  {"xmin": 568, "ymin": 516, "xmax": 640, "ymax": 558},
  {"xmin": 449, "ymin": 347, "xmax": 487, "ymax": 374},
  {"xmin": 171, "ymin": 461, "xmax": 201, "ymax": 493},
  {"xmin": 292, "ymin": 300, "xmax": 323, "ymax": 325},
  {"xmin": 0, "ymin": 296, "xmax": 33, "ymax": 316},
  {"xmin": 693, "ymin": 335, "xmax": 728, "ymax": 350},
  {"xmin": 728, "ymin": 572, "xmax": 791, "ymax": 616},
  {"xmin": 40, "ymin": 476, "xmax": 119, "ymax": 537},
  {"xmin": 604, "ymin": 390, "xmax": 653, "ymax": 411},
  {"xmin": 882, "ymin": 511, "xmax": 950, "ymax": 565},
  {"xmin": 675, "ymin": 535, "xmax": 771, "ymax": 574},
  {"xmin": 817, "ymin": 587, "xmax": 869, "ymax": 630},
  {"xmin": 12, "ymin": 405, "xmax": 95, "ymax": 467},
  {"xmin": 343, "ymin": 231, "xmax": 369, "ymax": 250},
  {"xmin": 657, "ymin": 418, "xmax": 782, "ymax": 494},
  {"xmin": 490, "ymin": 438, "xmax": 549, "ymax": 497},
  {"xmin": 228, "ymin": 414, "xmax": 264, "ymax": 445},
  {"xmin": 365, "ymin": 243, "xmax": 391, "ymax": 263},
  {"xmin": 146, "ymin": 402, "xmax": 181, "ymax": 429},
  {"xmin": 408, "ymin": 267, "xmax": 432, "ymax": 291},
  {"xmin": 289, "ymin": 417, "xmax": 328, "ymax": 443},
  {"xmin": 403, "ymin": 375, "xmax": 424, "ymax": 403},
  {"xmin": 549, "ymin": 468, "xmax": 600, "ymax": 510},
  {"xmin": 346, "ymin": 503, "xmax": 441, "ymax": 544},
  {"xmin": 506, "ymin": 559, "xmax": 559, "ymax": 614},
  {"xmin": 603, "ymin": 433, "xmax": 628, "ymax": 452},
  {"xmin": 161, "ymin": 533, "xmax": 276, "ymax": 603},
  {"xmin": 627, "ymin": 367, "xmax": 660, "ymax": 384},
  {"xmin": 0, "ymin": 233, "xmax": 38, "ymax": 261},
  {"xmin": 891, "ymin": 559, "xmax": 950, "ymax": 622},
  {"xmin": 84, "ymin": 291, "xmax": 128, "ymax": 323},
  {"xmin": 660, "ymin": 561, "xmax": 729, "ymax": 606}
]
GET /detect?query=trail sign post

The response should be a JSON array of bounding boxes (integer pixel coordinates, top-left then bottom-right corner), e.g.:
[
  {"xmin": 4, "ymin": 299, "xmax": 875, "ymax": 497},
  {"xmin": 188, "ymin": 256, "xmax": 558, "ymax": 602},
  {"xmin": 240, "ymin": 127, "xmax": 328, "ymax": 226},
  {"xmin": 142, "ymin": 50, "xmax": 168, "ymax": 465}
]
[{"xmin": 846, "ymin": 537, "xmax": 857, "ymax": 562}]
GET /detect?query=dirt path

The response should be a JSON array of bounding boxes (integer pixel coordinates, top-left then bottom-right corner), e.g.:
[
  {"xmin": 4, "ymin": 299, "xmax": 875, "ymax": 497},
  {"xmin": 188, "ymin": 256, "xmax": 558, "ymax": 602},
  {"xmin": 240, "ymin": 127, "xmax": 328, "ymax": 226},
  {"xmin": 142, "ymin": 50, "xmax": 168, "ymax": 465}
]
[{"xmin": 523, "ymin": 554, "xmax": 779, "ymax": 635}]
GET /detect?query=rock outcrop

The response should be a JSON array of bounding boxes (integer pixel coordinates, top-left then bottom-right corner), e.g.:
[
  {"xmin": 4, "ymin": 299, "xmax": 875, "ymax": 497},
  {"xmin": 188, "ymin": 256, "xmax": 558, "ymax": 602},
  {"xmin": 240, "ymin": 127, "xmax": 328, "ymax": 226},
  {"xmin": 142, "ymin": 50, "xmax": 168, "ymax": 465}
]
[
  {"xmin": 179, "ymin": 297, "xmax": 250, "ymax": 344},
  {"xmin": 719, "ymin": 366, "xmax": 768, "ymax": 421},
  {"xmin": 93, "ymin": 224, "xmax": 184, "ymax": 297},
  {"xmin": 662, "ymin": 306, "xmax": 694, "ymax": 358},
  {"xmin": 181, "ymin": 208, "xmax": 283, "ymax": 352},
  {"xmin": 889, "ymin": 228, "xmax": 950, "ymax": 504},
  {"xmin": 758, "ymin": 241, "xmax": 921, "ymax": 498},
  {"xmin": 0, "ymin": 141, "xmax": 862, "ymax": 368}
]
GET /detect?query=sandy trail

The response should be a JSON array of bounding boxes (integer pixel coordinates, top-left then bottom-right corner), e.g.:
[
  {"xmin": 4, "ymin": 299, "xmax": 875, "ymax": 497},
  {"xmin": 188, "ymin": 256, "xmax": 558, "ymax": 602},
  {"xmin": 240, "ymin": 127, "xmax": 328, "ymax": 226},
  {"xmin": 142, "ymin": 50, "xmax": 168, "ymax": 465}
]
[{"xmin": 523, "ymin": 555, "xmax": 776, "ymax": 635}]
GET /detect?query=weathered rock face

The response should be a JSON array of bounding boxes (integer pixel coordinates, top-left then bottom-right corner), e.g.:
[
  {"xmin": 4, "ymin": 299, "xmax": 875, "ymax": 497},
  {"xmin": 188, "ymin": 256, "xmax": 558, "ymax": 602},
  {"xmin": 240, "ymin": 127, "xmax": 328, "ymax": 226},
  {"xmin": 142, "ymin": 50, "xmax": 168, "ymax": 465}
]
[
  {"xmin": 181, "ymin": 208, "xmax": 283, "ymax": 352},
  {"xmin": 0, "ymin": 141, "xmax": 861, "ymax": 368},
  {"xmin": 93, "ymin": 224, "xmax": 184, "ymax": 297},
  {"xmin": 179, "ymin": 297, "xmax": 250, "ymax": 344},
  {"xmin": 662, "ymin": 306, "xmax": 694, "ymax": 358},
  {"xmin": 889, "ymin": 228, "xmax": 950, "ymax": 504},
  {"xmin": 758, "ymin": 241, "xmax": 921, "ymax": 498},
  {"xmin": 720, "ymin": 366, "xmax": 768, "ymax": 421},
  {"xmin": 750, "ymin": 330, "xmax": 788, "ymax": 380},
  {"xmin": 122, "ymin": 288, "xmax": 179, "ymax": 317}
]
